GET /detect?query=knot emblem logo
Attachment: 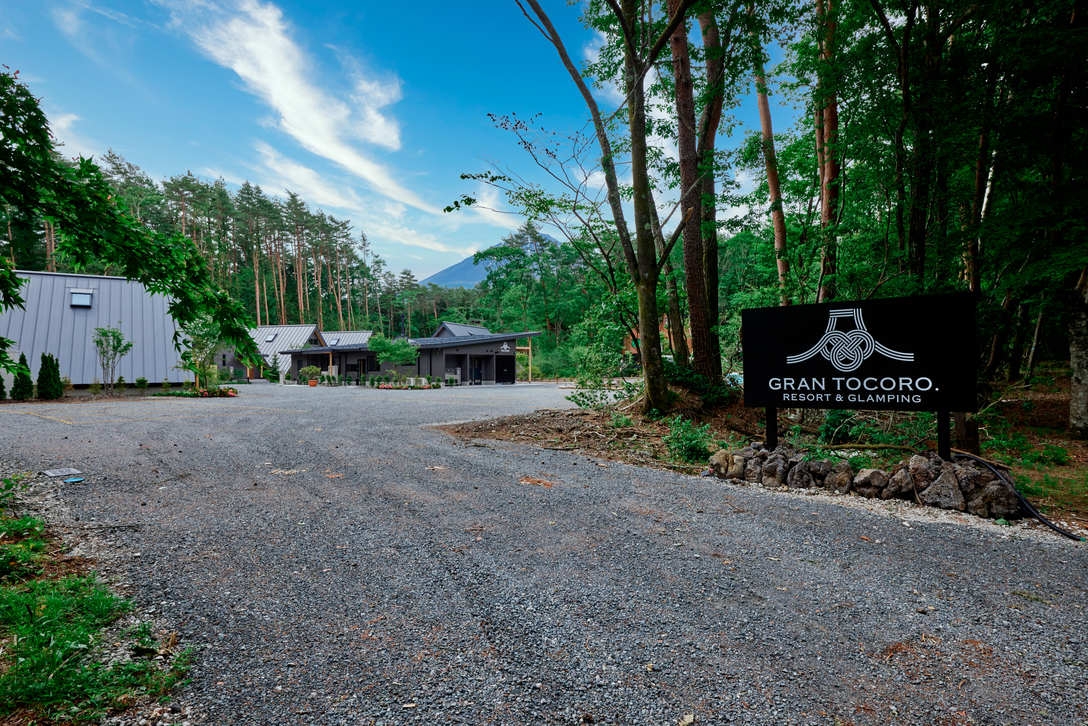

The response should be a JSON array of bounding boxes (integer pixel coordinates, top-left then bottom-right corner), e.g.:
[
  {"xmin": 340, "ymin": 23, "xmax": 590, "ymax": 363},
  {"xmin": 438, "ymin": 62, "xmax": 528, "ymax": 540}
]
[{"xmin": 787, "ymin": 308, "xmax": 913, "ymax": 373}]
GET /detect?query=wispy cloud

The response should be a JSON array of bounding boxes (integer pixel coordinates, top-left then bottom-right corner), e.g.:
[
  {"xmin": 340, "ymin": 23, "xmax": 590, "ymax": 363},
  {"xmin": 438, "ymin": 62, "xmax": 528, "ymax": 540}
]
[
  {"xmin": 253, "ymin": 142, "xmax": 363, "ymax": 212},
  {"xmin": 162, "ymin": 0, "xmax": 439, "ymax": 215},
  {"xmin": 366, "ymin": 218, "xmax": 477, "ymax": 258},
  {"xmin": 49, "ymin": 110, "xmax": 100, "ymax": 159},
  {"xmin": 50, "ymin": 2, "xmax": 146, "ymax": 85},
  {"xmin": 467, "ymin": 183, "xmax": 523, "ymax": 231}
]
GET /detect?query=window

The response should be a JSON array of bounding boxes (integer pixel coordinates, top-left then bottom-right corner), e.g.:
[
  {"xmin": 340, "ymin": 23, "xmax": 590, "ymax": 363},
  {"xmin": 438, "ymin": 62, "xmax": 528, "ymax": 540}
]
[
  {"xmin": 327, "ymin": 337, "xmax": 340, "ymax": 346},
  {"xmin": 69, "ymin": 289, "xmax": 93, "ymax": 307},
  {"xmin": 264, "ymin": 333, "xmax": 277, "ymax": 343}
]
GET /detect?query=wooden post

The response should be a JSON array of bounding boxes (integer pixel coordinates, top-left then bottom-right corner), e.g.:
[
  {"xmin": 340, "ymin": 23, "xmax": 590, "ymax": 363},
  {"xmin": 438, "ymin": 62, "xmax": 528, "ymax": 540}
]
[
  {"xmin": 765, "ymin": 406, "xmax": 778, "ymax": 449},
  {"xmin": 937, "ymin": 410, "xmax": 951, "ymax": 460}
]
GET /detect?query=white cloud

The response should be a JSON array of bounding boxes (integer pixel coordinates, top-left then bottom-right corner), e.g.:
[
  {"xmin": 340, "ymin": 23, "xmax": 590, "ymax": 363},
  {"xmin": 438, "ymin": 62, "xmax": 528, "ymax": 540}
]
[
  {"xmin": 253, "ymin": 142, "xmax": 363, "ymax": 211},
  {"xmin": 49, "ymin": 111, "xmax": 100, "ymax": 160},
  {"xmin": 163, "ymin": 0, "xmax": 440, "ymax": 215},
  {"xmin": 467, "ymin": 183, "xmax": 522, "ymax": 231},
  {"xmin": 366, "ymin": 219, "xmax": 476, "ymax": 257}
]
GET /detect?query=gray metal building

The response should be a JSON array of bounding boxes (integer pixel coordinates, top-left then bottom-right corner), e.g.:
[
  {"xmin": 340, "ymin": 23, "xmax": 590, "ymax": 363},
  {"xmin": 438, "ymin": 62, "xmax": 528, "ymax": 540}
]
[{"xmin": 0, "ymin": 270, "xmax": 192, "ymax": 387}]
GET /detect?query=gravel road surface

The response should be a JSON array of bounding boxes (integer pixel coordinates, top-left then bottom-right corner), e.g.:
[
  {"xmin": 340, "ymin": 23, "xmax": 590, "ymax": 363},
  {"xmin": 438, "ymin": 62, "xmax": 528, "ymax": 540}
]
[{"xmin": 2, "ymin": 383, "xmax": 1085, "ymax": 725}]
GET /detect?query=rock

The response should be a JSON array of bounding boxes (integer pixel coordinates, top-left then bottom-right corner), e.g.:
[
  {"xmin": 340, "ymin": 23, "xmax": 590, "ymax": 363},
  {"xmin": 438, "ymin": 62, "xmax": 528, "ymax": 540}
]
[
  {"xmin": 966, "ymin": 491, "xmax": 990, "ymax": 518},
  {"xmin": 824, "ymin": 462, "xmax": 854, "ymax": 493},
  {"xmin": 762, "ymin": 452, "xmax": 790, "ymax": 487},
  {"xmin": 918, "ymin": 465, "xmax": 966, "ymax": 511},
  {"xmin": 708, "ymin": 449, "xmax": 732, "ymax": 478},
  {"xmin": 808, "ymin": 459, "xmax": 833, "ymax": 486},
  {"xmin": 957, "ymin": 463, "xmax": 992, "ymax": 502},
  {"xmin": 908, "ymin": 453, "xmax": 940, "ymax": 490},
  {"xmin": 884, "ymin": 466, "xmax": 915, "ymax": 500},
  {"xmin": 852, "ymin": 468, "xmax": 888, "ymax": 499},
  {"xmin": 786, "ymin": 461, "xmax": 816, "ymax": 488},
  {"xmin": 981, "ymin": 480, "xmax": 1023, "ymax": 520},
  {"xmin": 744, "ymin": 457, "xmax": 763, "ymax": 483}
]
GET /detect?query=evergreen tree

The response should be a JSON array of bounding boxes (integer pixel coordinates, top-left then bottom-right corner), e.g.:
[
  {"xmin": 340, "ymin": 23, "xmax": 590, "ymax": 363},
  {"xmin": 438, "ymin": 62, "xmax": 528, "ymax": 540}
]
[
  {"xmin": 36, "ymin": 352, "xmax": 63, "ymax": 400},
  {"xmin": 10, "ymin": 353, "xmax": 33, "ymax": 400}
]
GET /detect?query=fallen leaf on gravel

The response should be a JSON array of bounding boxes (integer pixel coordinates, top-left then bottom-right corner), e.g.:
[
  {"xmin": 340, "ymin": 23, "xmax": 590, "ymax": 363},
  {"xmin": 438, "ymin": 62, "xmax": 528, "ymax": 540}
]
[
  {"xmin": 519, "ymin": 476, "xmax": 556, "ymax": 488},
  {"xmin": 859, "ymin": 535, "xmax": 872, "ymax": 542},
  {"xmin": 324, "ymin": 471, "xmax": 344, "ymax": 479},
  {"xmin": 679, "ymin": 714, "xmax": 696, "ymax": 726},
  {"xmin": 426, "ymin": 465, "xmax": 448, "ymax": 471},
  {"xmin": 271, "ymin": 468, "xmax": 304, "ymax": 475}
]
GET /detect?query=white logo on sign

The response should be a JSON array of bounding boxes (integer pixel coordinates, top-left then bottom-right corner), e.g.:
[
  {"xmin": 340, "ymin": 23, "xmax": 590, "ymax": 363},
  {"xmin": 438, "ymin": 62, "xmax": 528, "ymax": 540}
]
[
  {"xmin": 500, "ymin": 342, "xmax": 511, "ymax": 352},
  {"xmin": 787, "ymin": 308, "xmax": 913, "ymax": 373}
]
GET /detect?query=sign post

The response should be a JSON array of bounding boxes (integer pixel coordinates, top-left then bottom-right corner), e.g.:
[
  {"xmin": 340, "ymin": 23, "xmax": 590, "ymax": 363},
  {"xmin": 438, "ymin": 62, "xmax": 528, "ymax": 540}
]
[{"xmin": 742, "ymin": 295, "xmax": 976, "ymax": 457}]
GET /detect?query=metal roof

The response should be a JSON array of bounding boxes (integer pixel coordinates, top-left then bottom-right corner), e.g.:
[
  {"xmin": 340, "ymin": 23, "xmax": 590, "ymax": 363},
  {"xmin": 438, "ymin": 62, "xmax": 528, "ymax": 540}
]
[
  {"xmin": 0, "ymin": 270, "xmax": 191, "ymax": 385},
  {"xmin": 433, "ymin": 321, "xmax": 492, "ymax": 338},
  {"xmin": 281, "ymin": 329, "xmax": 538, "ymax": 355},
  {"xmin": 410, "ymin": 330, "xmax": 539, "ymax": 349},
  {"xmin": 249, "ymin": 324, "xmax": 319, "ymax": 373},
  {"xmin": 321, "ymin": 330, "xmax": 372, "ymax": 347}
]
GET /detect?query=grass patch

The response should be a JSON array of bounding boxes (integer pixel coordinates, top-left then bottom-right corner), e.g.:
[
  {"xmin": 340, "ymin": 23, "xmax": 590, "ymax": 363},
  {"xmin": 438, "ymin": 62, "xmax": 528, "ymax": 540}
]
[
  {"xmin": 1012, "ymin": 470, "xmax": 1088, "ymax": 514},
  {"xmin": 0, "ymin": 476, "xmax": 190, "ymax": 723}
]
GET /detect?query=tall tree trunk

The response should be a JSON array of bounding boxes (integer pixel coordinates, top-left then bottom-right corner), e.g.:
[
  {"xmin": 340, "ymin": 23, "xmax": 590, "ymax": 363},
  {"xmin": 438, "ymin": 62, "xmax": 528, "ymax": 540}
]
[
  {"xmin": 648, "ymin": 202, "xmax": 690, "ymax": 365},
  {"xmin": 252, "ymin": 245, "xmax": 261, "ymax": 327},
  {"xmin": 311, "ymin": 248, "xmax": 324, "ymax": 332},
  {"xmin": 755, "ymin": 61, "xmax": 790, "ymax": 306},
  {"xmin": 520, "ymin": 0, "xmax": 687, "ymax": 413},
  {"xmin": 1071, "ymin": 268, "xmax": 1088, "ymax": 436},
  {"xmin": 623, "ymin": 0, "xmax": 668, "ymax": 412},
  {"xmin": 43, "ymin": 220, "xmax": 56, "ymax": 272},
  {"xmin": 815, "ymin": 0, "xmax": 840, "ymax": 302},
  {"xmin": 697, "ymin": 11, "xmax": 724, "ymax": 380},
  {"xmin": 668, "ymin": 0, "xmax": 713, "ymax": 379}
]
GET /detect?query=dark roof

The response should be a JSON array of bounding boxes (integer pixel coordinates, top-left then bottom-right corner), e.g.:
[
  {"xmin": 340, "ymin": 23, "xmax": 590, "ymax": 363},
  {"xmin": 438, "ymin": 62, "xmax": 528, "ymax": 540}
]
[
  {"xmin": 321, "ymin": 330, "xmax": 373, "ymax": 346},
  {"xmin": 434, "ymin": 321, "xmax": 491, "ymax": 337},
  {"xmin": 410, "ymin": 331, "xmax": 538, "ymax": 349},
  {"xmin": 281, "ymin": 329, "xmax": 539, "ymax": 355}
]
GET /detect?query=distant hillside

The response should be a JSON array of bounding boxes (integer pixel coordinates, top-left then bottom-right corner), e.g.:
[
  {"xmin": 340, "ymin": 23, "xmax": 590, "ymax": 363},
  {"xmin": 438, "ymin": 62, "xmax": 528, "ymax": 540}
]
[
  {"xmin": 422, "ymin": 233, "xmax": 561, "ymax": 288},
  {"xmin": 421, "ymin": 251, "xmax": 491, "ymax": 288}
]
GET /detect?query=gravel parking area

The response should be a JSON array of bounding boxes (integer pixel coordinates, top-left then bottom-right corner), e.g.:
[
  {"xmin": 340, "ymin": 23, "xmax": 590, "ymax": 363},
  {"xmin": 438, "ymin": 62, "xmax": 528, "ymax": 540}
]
[{"xmin": 2, "ymin": 383, "xmax": 1086, "ymax": 725}]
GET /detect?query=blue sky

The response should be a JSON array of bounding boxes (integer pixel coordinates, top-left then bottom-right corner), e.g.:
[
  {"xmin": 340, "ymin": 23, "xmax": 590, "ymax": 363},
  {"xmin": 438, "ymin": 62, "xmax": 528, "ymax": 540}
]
[{"xmin": 4, "ymin": 1, "xmax": 782, "ymax": 279}]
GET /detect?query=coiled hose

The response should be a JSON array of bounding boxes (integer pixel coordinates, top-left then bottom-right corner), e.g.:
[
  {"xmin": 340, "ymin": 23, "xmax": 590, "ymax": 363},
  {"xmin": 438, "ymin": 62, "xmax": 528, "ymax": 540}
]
[{"xmin": 952, "ymin": 451, "xmax": 1085, "ymax": 542}]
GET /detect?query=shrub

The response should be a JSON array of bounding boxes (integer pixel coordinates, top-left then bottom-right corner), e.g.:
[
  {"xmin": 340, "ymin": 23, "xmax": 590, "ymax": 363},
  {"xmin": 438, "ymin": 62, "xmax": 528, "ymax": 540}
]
[
  {"xmin": 10, "ymin": 353, "xmax": 33, "ymax": 400},
  {"xmin": 299, "ymin": 365, "xmax": 321, "ymax": 382},
  {"xmin": 36, "ymin": 353, "xmax": 63, "ymax": 400},
  {"xmin": 135, "ymin": 377, "xmax": 149, "ymax": 390},
  {"xmin": 663, "ymin": 416, "xmax": 712, "ymax": 463}
]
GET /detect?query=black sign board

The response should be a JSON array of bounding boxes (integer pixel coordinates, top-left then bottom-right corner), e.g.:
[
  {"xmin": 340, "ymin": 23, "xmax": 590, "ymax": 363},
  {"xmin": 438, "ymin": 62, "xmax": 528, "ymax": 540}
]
[{"xmin": 742, "ymin": 295, "xmax": 977, "ymax": 413}]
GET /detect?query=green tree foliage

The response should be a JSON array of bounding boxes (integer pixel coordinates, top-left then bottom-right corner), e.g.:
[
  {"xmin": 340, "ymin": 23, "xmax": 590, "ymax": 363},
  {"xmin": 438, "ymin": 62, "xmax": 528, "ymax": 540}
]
[
  {"xmin": 92, "ymin": 327, "xmax": 133, "ymax": 394},
  {"xmin": 367, "ymin": 333, "xmax": 418, "ymax": 367},
  {"xmin": 9, "ymin": 354, "xmax": 32, "ymax": 400},
  {"xmin": 179, "ymin": 313, "xmax": 221, "ymax": 390},
  {"xmin": 35, "ymin": 353, "xmax": 62, "ymax": 400},
  {"xmin": 0, "ymin": 70, "xmax": 259, "ymax": 374}
]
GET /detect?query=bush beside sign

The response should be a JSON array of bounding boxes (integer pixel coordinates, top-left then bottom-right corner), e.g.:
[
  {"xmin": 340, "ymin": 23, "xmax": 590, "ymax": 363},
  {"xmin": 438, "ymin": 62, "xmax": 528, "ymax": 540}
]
[{"xmin": 742, "ymin": 295, "xmax": 977, "ymax": 413}]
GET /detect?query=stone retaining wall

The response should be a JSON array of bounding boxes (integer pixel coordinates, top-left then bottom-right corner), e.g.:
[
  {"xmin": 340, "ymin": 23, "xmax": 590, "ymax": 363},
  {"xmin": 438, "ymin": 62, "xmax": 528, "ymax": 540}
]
[{"xmin": 708, "ymin": 445, "xmax": 1022, "ymax": 520}]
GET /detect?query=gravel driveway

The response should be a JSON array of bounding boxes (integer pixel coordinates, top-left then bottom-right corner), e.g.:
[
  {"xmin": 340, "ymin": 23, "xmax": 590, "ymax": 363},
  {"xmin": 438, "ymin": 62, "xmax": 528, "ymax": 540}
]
[{"xmin": 2, "ymin": 383, "xmax": 1085, "ymax": 725}]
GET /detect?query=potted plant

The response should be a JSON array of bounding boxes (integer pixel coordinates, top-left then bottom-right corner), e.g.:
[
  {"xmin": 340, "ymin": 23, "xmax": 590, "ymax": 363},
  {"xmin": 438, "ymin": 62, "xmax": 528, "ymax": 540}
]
[{"xmin": 300, "ymin": 365, "xmax": 321, "ymax": 387}]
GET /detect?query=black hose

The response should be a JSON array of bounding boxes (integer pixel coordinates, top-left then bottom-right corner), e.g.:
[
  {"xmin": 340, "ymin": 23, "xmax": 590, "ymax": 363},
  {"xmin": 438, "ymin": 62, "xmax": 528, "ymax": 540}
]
[{"xmin": 952, "ymin": 451, "xmax": 1085, "ymax": 542}]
